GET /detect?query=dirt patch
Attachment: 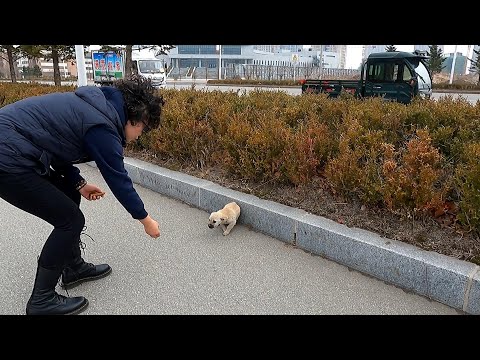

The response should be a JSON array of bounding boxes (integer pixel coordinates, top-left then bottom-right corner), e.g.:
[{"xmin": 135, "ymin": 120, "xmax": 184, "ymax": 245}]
[{"xmin": 125, "ymin": 148, "xmax": 480, "ymax": 265}]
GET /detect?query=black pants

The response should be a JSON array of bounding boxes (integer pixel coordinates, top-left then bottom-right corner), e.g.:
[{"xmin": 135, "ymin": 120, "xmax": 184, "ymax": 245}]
[{"xmin": 0, "ymin": 169, "xmax": 84, "ymax": 269}]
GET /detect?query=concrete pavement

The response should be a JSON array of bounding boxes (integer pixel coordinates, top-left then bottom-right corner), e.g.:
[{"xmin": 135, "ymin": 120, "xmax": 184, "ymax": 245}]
[{"xmin": 0, "ymin": 160, "xmax": 472, "ymax": 315}]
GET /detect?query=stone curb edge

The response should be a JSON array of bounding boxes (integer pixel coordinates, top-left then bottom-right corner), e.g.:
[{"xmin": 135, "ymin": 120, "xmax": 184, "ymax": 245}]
[{"xmin": 88, "ymin": 158, "xmax": 480, "ymax": 314}]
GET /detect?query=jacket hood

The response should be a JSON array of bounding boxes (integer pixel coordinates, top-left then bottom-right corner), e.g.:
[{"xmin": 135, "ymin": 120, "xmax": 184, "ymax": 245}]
[
  {"xmin": 99, "ymin": 86, "xmax": 127, "ymax": 127},
  {"xmin": 74, "ymin": 86, "xmax": 126, "ymax": 143}
]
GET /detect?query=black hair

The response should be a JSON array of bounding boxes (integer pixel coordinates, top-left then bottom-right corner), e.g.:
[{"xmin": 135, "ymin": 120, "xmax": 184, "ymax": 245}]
[{"xmin": 113, "ymin": 75, "xmax": 165, "ymax": 130}]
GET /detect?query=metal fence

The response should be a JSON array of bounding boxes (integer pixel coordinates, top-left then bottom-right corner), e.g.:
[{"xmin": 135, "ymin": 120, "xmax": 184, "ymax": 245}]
[{"xmin": 224, "ymin": 64, "xmax": 361, "ymax": 81}]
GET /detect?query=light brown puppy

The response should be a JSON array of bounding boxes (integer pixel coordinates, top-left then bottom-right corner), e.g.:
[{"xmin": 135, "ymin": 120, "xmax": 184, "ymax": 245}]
[{"xmin": 208, "ymin": 202, "xmax": 241, "ymax": 236}]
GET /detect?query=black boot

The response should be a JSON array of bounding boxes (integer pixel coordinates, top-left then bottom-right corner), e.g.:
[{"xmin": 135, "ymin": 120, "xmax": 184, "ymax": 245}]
[
  {"xmin": 61, "ymin": 256, "xmax": 112, "ymax": 289},
  {"xmin": 26, "ymin": 264, "xmax": 88, "ymax": 315}
]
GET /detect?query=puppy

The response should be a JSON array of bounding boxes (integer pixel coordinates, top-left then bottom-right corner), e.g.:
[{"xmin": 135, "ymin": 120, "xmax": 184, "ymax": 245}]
[{"xmin": 208, "ymin": 202, "xmax": 241, "ymax": 236}]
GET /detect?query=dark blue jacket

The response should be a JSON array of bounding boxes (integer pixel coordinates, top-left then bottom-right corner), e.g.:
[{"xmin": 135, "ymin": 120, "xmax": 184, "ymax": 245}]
[{"xmin": 0, "ymin": 86, "xmax": 148, "ymax": 220}]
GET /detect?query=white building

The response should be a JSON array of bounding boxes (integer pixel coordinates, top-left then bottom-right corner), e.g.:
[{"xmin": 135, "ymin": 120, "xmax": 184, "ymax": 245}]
[
  {"xmin": 313, "ymin": 51, "xmax": 340, "ymax": 69},
  {"xmin": 167, "ymin": 45, "xmax": 315, "ymax": 68},
  {"xmin": 39, "ymin": 59, "xmax": 70, "ymax": 78}
]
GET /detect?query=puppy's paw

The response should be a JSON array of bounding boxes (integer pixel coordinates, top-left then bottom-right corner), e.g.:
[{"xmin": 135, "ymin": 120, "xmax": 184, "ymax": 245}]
[{"xmin": 223, "ymin": 231, "xmax": 230, "ymax": 236}]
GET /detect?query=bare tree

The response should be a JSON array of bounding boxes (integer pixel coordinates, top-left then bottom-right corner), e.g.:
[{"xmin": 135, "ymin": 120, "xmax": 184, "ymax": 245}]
[{"xmin": 0, "ymin": 45, "xmax": 21, "ymax": 82}]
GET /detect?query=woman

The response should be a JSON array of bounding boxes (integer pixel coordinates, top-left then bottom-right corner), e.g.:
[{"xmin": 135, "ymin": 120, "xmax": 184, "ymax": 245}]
[{"xmin": 0, "ymin": 76, "xmax": 164, "ymax": 315}]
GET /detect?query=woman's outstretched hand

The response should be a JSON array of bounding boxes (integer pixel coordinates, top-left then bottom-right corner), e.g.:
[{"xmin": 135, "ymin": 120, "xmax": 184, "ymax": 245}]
[
  {"xmin": 140, "ymin": 215, "xmax": 161, "ymax": 238},
  {"xmin": 79, "ymin": 183, "xmax": 106, "ymax": 201}
]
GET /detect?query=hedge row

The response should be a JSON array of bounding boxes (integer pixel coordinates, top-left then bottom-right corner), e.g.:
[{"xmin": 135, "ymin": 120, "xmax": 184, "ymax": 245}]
[{"xmin": 2, "ymin": 83, "xmax": 480, "ymax": 234}]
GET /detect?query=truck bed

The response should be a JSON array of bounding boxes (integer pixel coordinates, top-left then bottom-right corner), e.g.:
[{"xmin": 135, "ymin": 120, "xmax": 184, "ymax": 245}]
[{"xmin": 301, "ymin": 79, "xmax": 361, "ymax": 97}]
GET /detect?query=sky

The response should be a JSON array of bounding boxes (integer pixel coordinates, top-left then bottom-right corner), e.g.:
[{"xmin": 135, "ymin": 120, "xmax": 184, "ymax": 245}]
[{"xmin": 343, "ymin": 45, "xmax": 471, "ymax": 69}]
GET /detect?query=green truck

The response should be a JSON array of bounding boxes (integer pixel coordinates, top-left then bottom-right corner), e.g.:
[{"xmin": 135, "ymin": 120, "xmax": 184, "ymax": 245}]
[{"xmin": 300, "ymin": 51, "xmax": 432, "ymax": 104}]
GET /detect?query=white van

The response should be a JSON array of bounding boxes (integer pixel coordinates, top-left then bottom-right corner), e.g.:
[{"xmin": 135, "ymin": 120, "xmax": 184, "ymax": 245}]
[{"xmin": 132, "ymin": 49, "xmax": 167, "ymax": 88}]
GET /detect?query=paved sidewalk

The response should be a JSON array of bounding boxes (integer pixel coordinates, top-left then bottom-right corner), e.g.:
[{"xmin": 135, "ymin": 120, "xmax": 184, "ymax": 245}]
[{"xmin": 0, "ymin": 163, "xmax": 464, "ymax": 315}]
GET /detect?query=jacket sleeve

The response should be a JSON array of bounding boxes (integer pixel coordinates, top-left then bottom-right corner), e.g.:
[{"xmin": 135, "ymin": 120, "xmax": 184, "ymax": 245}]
[{"xmin": 83, "ymin": 125, "xmax": 148, "ymax": 220}]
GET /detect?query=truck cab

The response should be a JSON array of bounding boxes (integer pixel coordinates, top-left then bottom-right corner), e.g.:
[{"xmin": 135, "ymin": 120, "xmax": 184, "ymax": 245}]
[
  {"xmin": 131, "ymin": 58, "xmax": 166, "ymax": 88},
  {"xmin": 361, "ymin": 51, "xmax": 432, "ymax": 103},
  {"xmin": 131, "ymin": 49, "xmax": 167, "ymax": 88},
  {"xmin": 300, "ymin": 51, "xmax": 432, "ymax": 104}
]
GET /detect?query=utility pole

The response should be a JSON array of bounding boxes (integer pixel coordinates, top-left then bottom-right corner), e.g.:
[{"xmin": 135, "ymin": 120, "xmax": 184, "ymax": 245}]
[
  {"xmin": 465, "ymin": 45, "xmax": 472, "ymax": 75},
  {"xmin": 218, "ymin": 45, "xmax": 222, "ymax": 80},
  {"xmin": 449, "ymin": 45, "xmax": 458, "ymax": 84},
  {"xmin": 75, "ymin": 45, "xmax": 87, "ymax": 87},
  {"xmin": 319, "ymin": 45, "xmax": 324, "ymax": 75}
]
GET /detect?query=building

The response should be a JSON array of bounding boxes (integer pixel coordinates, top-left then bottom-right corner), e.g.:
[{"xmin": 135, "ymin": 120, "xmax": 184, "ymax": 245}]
[
  {"xmin": 163, "ymin": 45, "xmax": 317, "ymax": 80},
  {"xmin": 442, "ymin": 52, "xmax": 467, "ymax": 75},
  {"xmin": 67, "ymin": 53, "xmax": 94, "ymax": 79},
  {"xmin": 414, "ymin": 45, "xmax": 444, "ymax": 54},
  {"xmin": 167, "ymin": 45, "xmax": 314, "ymax": 68}
]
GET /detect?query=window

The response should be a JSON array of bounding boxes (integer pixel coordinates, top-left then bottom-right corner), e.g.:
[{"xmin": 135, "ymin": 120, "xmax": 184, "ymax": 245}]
[
  {"xmin": 368, "ymin": 63, "xmax": 384, "ymax": 81},
  {"xmin": 402, "ymin": 65, "xmax": 412, "ymax": 81},
  {"xmin": 409, "ymin": 60, "xmax": 431, "ymax": 88},
  {"xmin": 177, "ymin": 45, "xmax": 216, "ymax": 55},
  {"xmin": 367, "ymin": 62, "xmax": 398, "ymax": 82}
]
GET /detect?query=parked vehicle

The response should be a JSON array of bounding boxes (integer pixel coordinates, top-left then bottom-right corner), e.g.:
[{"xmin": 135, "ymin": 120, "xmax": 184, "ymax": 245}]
[
  {"xmin": 92, "ymin": 49, "xmax": 166, "ymax": 88},
  {"xmin": 300, "ymin": 51, "xmax": 432, "ymax": 104}
]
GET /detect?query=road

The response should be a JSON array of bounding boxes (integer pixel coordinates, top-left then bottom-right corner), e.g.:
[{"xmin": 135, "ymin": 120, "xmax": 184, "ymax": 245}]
[
  {"xmin": 0, "ymin": 163, "xmax": 459, "ymax": 315},
  {"xmin": 2, "ymin": 79, "xmax": 479, "ymax": 103},
  {"xmin": 165, "ymin": 81, "xmax": 480, "ymax": 103}
]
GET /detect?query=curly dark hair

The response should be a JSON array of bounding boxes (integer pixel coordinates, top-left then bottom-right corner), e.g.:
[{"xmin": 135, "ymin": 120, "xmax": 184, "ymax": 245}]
[{"xmin": 113, "ymin": 75, "xmax": 165, "ymax": 130}]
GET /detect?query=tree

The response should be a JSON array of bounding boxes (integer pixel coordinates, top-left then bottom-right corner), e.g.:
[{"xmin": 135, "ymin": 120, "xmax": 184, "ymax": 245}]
[
  {"xmin": 0, "ymin": 45, "xmax": 44, "ymax": 83},
  {"xmin": 20, "ymin": 45, "xmax": 76, "ymax": 85},
  {"xmin": 385, "ymin": 45, "xmax": 397, "ymax": 52},
  {"xmin": 21, "ymin": 65, "xmax": 42, "ymax": 78},
  {"xmin": 426, "ymin": 45, "xmax": 445, "ymax": 77},
  {"xmin": 43, "ymin": 46, "xmax": 76, "ymax": 85},
  {"xmin": 468, "ymin": 47, "xmax": 480, "ymax": 85},
  {"xmin": 0, "ymin": 45, "xmax": 21, "ymax": 83},
  {"xmin": 32, "ymin": 65, "xmax": 42, "ymax": 77}
]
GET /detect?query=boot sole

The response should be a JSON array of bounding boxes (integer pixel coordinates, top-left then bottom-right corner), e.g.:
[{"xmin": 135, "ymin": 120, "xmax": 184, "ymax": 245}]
[
  {"xmin": 61, "ymin": 267, "xmax": 112, "ymax": 290},
  {"xmin": 26, "ymin": 298, "xmax": 89, "ymax": 315},
  {"xmin": 66, "ymin": 299, "xmax": 89, "ymax": 315}
]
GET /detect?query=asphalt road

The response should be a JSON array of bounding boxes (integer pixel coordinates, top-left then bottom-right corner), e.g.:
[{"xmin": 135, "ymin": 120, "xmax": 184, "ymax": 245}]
[
  {"xmin": 165, "ymin": 81, "xmax": 480, "ymax": 103},
  {"xmin": 2, "ymin": 79, "xmax": 479, "ymax": 103},
  {"xmin": 0, "ymin": 164, "xmax": 460, "ymax": 315}
]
